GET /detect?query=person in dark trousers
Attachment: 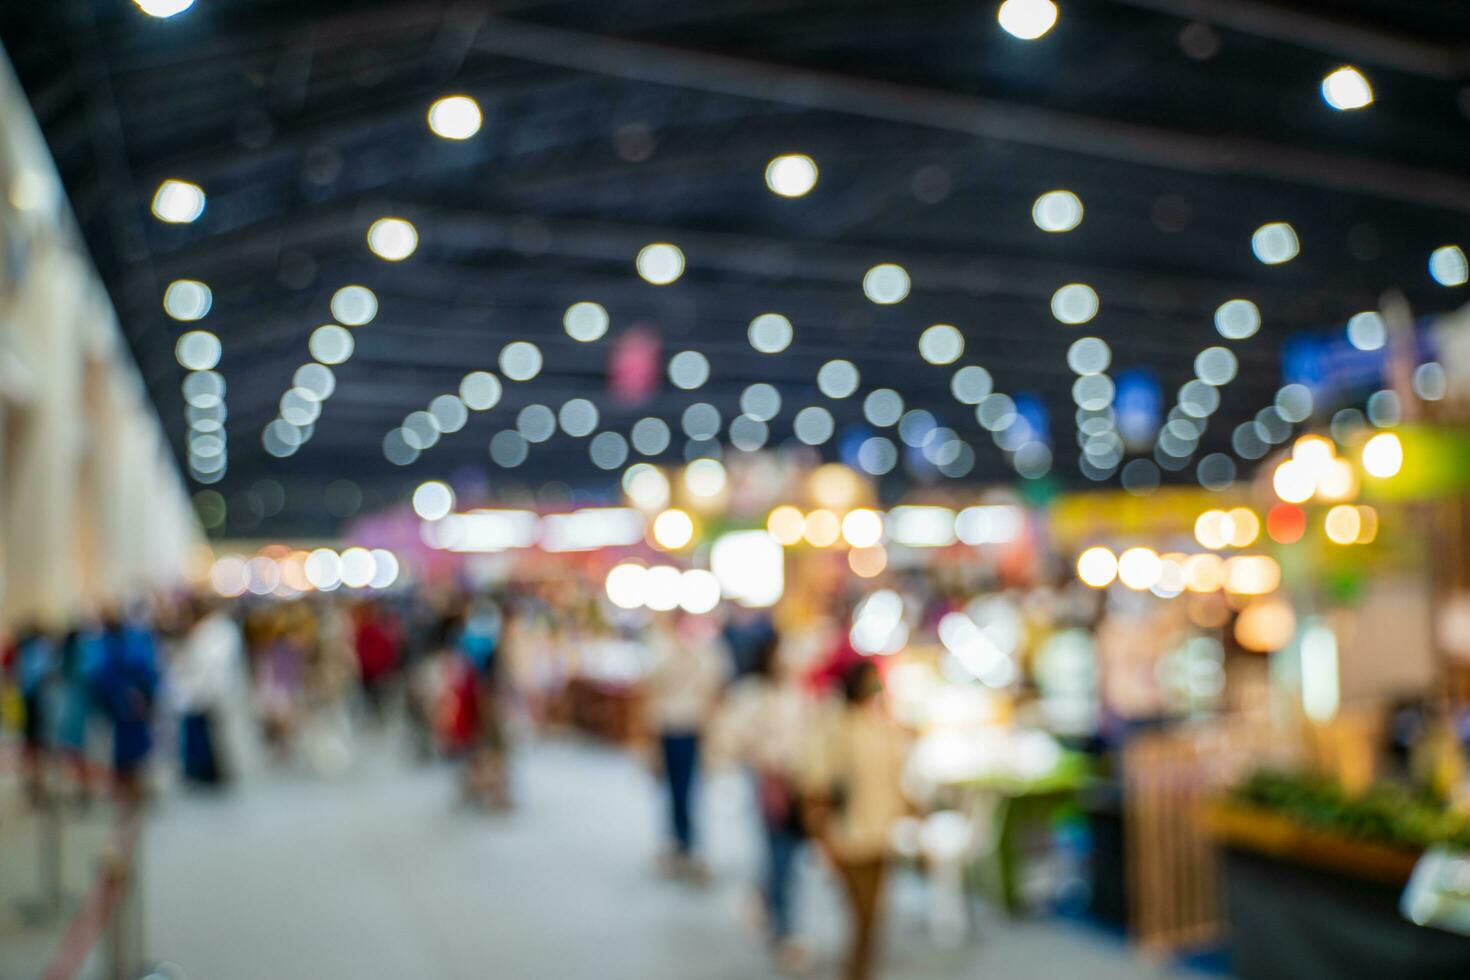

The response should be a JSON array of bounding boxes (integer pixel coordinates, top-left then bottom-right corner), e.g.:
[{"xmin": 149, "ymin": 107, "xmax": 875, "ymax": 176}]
[{"xmin": 95, "ymin": 610, "xmax": 160, "ymax": 806}]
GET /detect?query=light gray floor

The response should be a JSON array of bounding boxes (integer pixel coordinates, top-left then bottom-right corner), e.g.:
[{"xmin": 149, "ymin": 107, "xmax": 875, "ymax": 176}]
[{"xmin": 141, "ymin": 737, "xmax": 1200, "ymax": 980}]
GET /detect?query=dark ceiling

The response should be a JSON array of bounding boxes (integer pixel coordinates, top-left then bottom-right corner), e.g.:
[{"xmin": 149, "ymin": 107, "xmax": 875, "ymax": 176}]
[{"xmin": 3, "ymin": 0, "xmax": 1469, "ymax": 535}]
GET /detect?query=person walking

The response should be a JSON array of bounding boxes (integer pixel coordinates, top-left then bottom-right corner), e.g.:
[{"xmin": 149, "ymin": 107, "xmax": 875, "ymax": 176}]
[
  {"xmin": 803, "ymin": 660, "xmax": 910, "ymax": 980},
  {"xmin": 643, "ymin": 611, "xmax": 729, "ymax": 880},
  {"xmin": 723, "ymin": 630, "xmax": 813, "ymax": 972}
]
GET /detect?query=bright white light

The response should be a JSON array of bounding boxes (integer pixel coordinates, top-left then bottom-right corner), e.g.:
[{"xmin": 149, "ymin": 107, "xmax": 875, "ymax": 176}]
[
  {"xmin": 817, "ymin": 360, "xmax": 860, "ymax": 399},
  {"xmin": 668, "ymin": 350, "xmax": 710, "ymax": 390},
  {"xmin": 1076, "ymin": 546, "xmax": 1117, "ymax": 588},
  {"xmin": 678, "ymin": 569, "xmax": 722, "ymax": 614},
  {"xmin": 459, "ymin": 371, "xmax": 502, "ymax": 410},
  {"xmin": 304, "ymin": 548, "xmax": 343, "ymax": 591},
  {"xmin": 340, "ymin": 548, "xmax": 376, "ymax": 589},
  {"xmin": 331, "ymin": 285, "xmax": 378, "ymax": 326},
  {"xmin": 643, "ymin": 566, "xmax": 682, "ymax": 612},
  {"xmin": 605, "ymin": 563, "xmax": 648, "ymax": 609},
  {"xmin": 956, "ymin": 505, "xmax": 1023, "ymax": 545},
  {"xmin": 1051, "ymin": 283, "xmax": 1098, "ymax": 324},
  {"xmin": 623, "ymin": 463, "xmax": 671, "ymax": 510},
  {"xmin": 1275, "ymin": 383, "xmax": 1313, "ymax": 423},
  {"xmin": 151, "ymin": 179, "xmax": 204, "ymax": 223},
  {"xmin": 134, "ymin": 0, "xmax": 194, "ymax": 16},
  {"xmin": 1032, "ymin": 189, "xmax": 1082, "ymax": 231},
  {"xmin": 1214, "ymin": 299, "xmax": 1260, "ymax": 340},
  {"xmin": 1117, "ymin": 547, "xmax": 1162, "ymax": 591},
  {"xmin": 652, "ymin": 508, "xmax": 695, "ymax": 549},
  {"xmin": 367, "ymin": 217, "xmax": 418, "ymax": 261},
  {"xmin": 436, "ymin": 510, "xmax": 540, "ymax": 552},
  {"xmin": 1195, "ymin": 346, "xmax": 1238, "ymax": 386},
  {"xmin": 888, "ymin": 506, "xmax": 956, "ymax": 548},
  {"xmin": 564, "ymin": 301, "xmax": 610, "ymax": 342},
  {"xmin": 412, "ymin": 480, "xmax": 455, "ymax": 521},
  {"xmin": 748, "ymin": 313, "xmax": 793, "ymax": 353},
  {"xmin": 1361, "ymin": 432, "xmax": 1402, "ymax": 478},
  {"xmin": 998, "ymin": 0, "xmax": 1058, "ymax": 40},
  {"xmin": 850, "ymin": 590, "xmax": 908, "ymax": 656},
  {"xmin": 175, "ymin": 330, "xmax": 221, "ymax": 371},
  {"xmin": 636, "ymin": 243, "xmax": 685, "ymax": 285},
  {"xmin": 842, "ymin": 509, "xmax": 885, "ymax": 549},
  {"xmin": 542, "ymin": 508, "xmax": 645, "ymax": 552},
  {"xmin": 294, "ymin": 362, "xmax": 335, "ymax": 400},
  {"xmin": 428, "ymin": 95, "xmax": 482, "ymax": 140},
  {"xmin": 210, "ymin": 555, "xmax": 249, "ymax": 597},
  {"xmin": 1066, "ymin": 336, "xmax": 1110, "ymax": 375},
  {"xmin": 1300, "ymin": 623, "xmax": 1339, "ymax": 723},
  {"xmin": 309, "ymin": 324, "xmax": 354, "ymax": 364},
  {"xmin": 919, "ymin": 324, "xmax": 964, "ymax": 365},
  {"xmin": 765, "ymin": 154, "xmax": 818, "ymax": 197},
  {"xmin": 182, "ymin": 370, "xmax": 225, "ymax": 409},
  {"xmin": 1252, "ymin": 222, "xmax": 1299, "ymax": 265},
  {"xmin": 163, "ymin": 279, "xmax": 212, "ymax": 321},
  {"xmin": 1346, "ymin": 311, "xmax": 1385, "ymax": 351},
  {"xmin": 499, "ymin": 341, "xmax": 542, "ymax": 381},
  {"xmin": 684, "ymin": 458, "xmax": 727, "ymax": 497},
  {"xmin": 1321, "ymin": 66, "xmax": 1373, "ymax": 111},
  {"xmin": 368, "ymin": 550, "xmax": 400, "ymax": 590},
  {"xmin": 863, "ymin": 263, "xmax": 910, "ymax": 305},
  {"xmin": 711, "ymin": 531, "xmax": 784, "ymax": 607},
  {"xmin": 1430, "ymin": 245, "xmax": 1469, "ymax": 287}
]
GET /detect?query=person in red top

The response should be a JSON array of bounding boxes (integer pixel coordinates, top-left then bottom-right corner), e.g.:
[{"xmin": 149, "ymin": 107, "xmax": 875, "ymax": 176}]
[{"xmin": 352, "ymin": 601, "xmax": 401, "ymax": 724}]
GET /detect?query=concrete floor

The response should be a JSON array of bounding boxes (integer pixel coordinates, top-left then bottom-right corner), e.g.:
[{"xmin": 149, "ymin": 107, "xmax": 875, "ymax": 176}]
[{"xmin": 140, "ymin": 737, "xmax": 1201, "ymax": 980}]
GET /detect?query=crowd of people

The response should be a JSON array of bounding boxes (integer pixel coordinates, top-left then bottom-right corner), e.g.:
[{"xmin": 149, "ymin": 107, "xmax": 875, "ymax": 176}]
[{"xmin": 4, "ymin": 580, "xmax": 918, "ymax": 980}]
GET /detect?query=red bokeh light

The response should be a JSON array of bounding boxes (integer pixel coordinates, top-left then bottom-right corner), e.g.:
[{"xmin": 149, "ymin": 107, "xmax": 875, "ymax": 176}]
[{"xmin": 1267, "ymin": 503, "xmax": 1306, "ymax": 544}]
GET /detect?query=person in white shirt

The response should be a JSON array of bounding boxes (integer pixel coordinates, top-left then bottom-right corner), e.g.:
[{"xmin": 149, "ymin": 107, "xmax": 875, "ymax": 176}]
[
  {"xmin": 642, "ymin": 611, "xmax": 730, "ymax": 878},
  {"xmin": 172, "ymin": 598, "xmax": 247, "ymax": 785},
  {"xmin": 802, "ymin": 660, "xmax": 910, "ymax": 980}
]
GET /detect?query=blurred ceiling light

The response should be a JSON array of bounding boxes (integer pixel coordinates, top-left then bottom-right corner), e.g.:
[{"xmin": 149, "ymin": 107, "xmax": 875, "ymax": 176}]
[
  {"xmin": 295, "ymin": 363, "xmax": 336, "ymax": 400},
  {"xmin": 817, "ymin": 360, "xmax": 860, "ymax": 399},
  {"xmin": 499, "ymin": 341, "xmax": 542, "ymax": 381},
  {"xmin": 163, "ymin": 279, "xmax": 212, "ymax": 320},
  {"xmin": 368, "ymin": 550, "xmax": 400, "ymax": 590},
  {"xmin": 652, "ymin": 508, "xmax": 695, "ymax": 549},
  {"xmin": 841, "ymin": 508, "xmax": 885, "ymax": 549},
  {"xmin": 459, "ymin": 371, "xmax": 502, "ymax": 411},
  {"xmin": 951, "ymin": 365, "xmax": 994, "ymax": 404},
  {"xmin": 862, "ymin": 263, "xmax": 910, "ymax": 304},
  {"xmin": 339, "ymin": 548, "xmax": 376, "ymax": 589},
  {"xmin": 1346, "ymin": 311, "xmax": 1386, "ymax": 351},
  {"xmin": 683, "ymin": 458, "xmax": 727, "ymax": 497},
  {"xmin": 1251, "ymin": 222, "xmax": 1299, "ymax": 265},
  {"xmin": 151, "ymin": 179, "xmax": 204, "ymax": 223},
  {"xmin": 864, "ymin": 388, "xmax": 905, "ymax": 427},
  {"xmin": 134, "ymin": 0, "xmax": 194, "ymax": 16},
  {"xmin": 793, "ymin": 406, "xmax": 835, "ymax": 445},
  {"xmin": 1195, "ymin": 346, "xmax": 1238, "ymax": 386},
  {"xmin": 427, "ymin": 95, "xmax": 482, "ymax": 140},
  {"xmin": 557, "ymin": 398, "xmax": 599, "ymax": 437},
  {"xmin": 1361, "ymin": 431, "xmax": 1402, "ymax": 478},
  {"xmin": 1051, "ymin": 283, "xmax": 1098, "ymax": 324},
  {"xmin": 1214, "ymin": 298, "xmax": 1260, "ymax": 340},
  {"xmin": 440, "ymin": 510, "xmax": 540, "ymax": 552},
  {"xmin": 304, "ymin": 548, "xmax": 343, "ymax": 591},
  {"xmin": 668, "ymin": 350, "xmax": 710, "ymax": 390},
  {"xmin": 367, "ymin": 217, "xmax": 418, "ymax": 261},
  {"xmin": 956, "ymin": 505, "xmax": 1023, "ymax": 545},
  {"xmin": 412, "ymin": 480, "xmax": 455, "ymax": 521},
  {"xmin": 1067, "ymin": 336, "xmax": 1110, "ymax": 375},
  {"xmin": 1031, "ymin": 189, "xmax": 1082, "ymax": 231},
  {"xmin": 644, "ymin": 566, "xmax": 682, "ymax": 612},
  {"xmin": 564, "ymin": 301, "xmax": 610, "ymax": 342},
  {"xmin": 590, "ymin": 432, "xmax": 628, "ymax": 470},
  {"xmin": 1076, "ymin": 546, "xmax": 1117, "ymax": 588},
  {"xmin": 175, "ymin": 330, "xmax": 221, "ymax": 371},
  {"xmin": 623, "ymin": 463, "xmax": 671, "ymax": 511},
  {"xmin": 748, "ymin": 313, "xmax": 793, "ymax": 353},
  {"xmin": 765, "ymin": 154, "xmax": 818, "ymax": 197},
  {"xmin": 1429, "ymin": 245, "xmax": 1469, "ymax": 287},
  {"xmin": 330, "ymin": 285, "xmax": 378, "ymax": 326},
  {"xmin": 636, "ymin": 243, "xmax": 685, "ymax": 284},
  {"xmin": 918, "ymin": 324, "xmax": 964, "ymax": 365},
  {"xmin": 998, "ymin": 0, "xmax": 1058, "ymax": 40},
  {"xmin": 1321, "ymin": 66, "xmax": 1373, "ymax": 110},
  {"xmin": 631, "ymin": 417, "xmax": 672, "ymax": 455},
  {"xmin": 309, "ymin": 324, "xmax": 355, "ymax": 364}
]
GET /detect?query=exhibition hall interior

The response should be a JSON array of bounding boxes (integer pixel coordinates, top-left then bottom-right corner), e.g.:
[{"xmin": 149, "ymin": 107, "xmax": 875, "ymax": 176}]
[{"xmin": 4, "ymin": 1, "xmax": 1470, "ymax": 978}]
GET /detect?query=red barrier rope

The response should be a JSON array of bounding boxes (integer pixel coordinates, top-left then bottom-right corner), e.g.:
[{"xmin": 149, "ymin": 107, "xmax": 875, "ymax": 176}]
[{"xmin": 40, "ymin": 808, "xmax": 142, "ymax": 980}]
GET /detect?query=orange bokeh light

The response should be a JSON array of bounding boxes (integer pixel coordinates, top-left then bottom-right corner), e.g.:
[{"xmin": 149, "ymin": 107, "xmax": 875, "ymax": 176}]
[{"xmin": 1267, "ymin": 503, "xmax": 1306, "ymax": 544}]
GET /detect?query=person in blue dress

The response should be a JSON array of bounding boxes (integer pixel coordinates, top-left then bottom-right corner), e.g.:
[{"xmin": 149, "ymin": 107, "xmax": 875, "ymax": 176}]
[{"xmin": 95, "ymin": 609, "xmax": 160, "ymax": 806}]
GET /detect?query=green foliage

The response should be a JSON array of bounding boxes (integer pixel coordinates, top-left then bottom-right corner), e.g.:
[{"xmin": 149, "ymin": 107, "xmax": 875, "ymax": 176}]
[{"xmin": 1231, "ymin": 770, "xmax": 1470, "ymax": 851}]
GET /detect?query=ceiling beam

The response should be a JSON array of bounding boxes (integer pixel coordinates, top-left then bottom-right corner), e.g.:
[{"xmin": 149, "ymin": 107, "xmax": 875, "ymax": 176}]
[
  {"xmin": 1106, "ymin": 0, "xmax": 1470, "ymax": 80},
  {"xmin": 467, "ymin": 15, "xmax": 1470, "ymax": 214}
]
